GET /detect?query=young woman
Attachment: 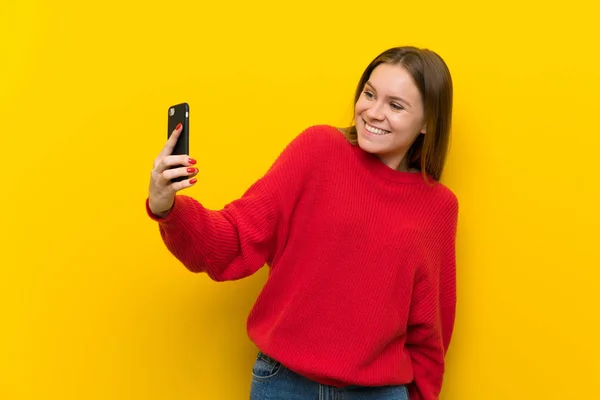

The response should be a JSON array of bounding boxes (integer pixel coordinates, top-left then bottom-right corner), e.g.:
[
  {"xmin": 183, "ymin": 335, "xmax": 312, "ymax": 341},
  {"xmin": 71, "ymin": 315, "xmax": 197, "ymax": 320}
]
[{"xmin": 146, "ymin": 46, "xmax": 458, "ymax": 400}]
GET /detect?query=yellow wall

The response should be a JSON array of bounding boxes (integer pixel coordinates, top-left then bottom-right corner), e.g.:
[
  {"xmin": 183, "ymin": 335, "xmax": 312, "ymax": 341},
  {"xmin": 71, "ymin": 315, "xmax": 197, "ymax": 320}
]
[{"xmin": 2, "ymin": 1, "xmax": 599, "ymax": 399}]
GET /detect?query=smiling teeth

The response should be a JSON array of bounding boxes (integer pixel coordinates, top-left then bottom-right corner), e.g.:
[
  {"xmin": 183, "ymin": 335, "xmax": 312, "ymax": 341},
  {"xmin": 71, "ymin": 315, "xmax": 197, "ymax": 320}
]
[{"xmin": 365, "ymin": 124, "xmax": 389, "ymax": 135}]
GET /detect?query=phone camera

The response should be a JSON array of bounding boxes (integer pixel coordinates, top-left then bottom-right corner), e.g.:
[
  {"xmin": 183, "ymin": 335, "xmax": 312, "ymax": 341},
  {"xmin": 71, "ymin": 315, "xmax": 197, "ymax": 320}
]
[{"xmin": 169, "ymin": 108, "xmax": 175, "ymax": 116}]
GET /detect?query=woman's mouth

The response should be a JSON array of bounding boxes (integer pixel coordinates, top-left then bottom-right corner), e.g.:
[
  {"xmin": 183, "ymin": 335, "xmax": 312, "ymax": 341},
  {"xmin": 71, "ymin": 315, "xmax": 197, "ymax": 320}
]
[{"xmin": 364, "ymin": 121, "xmax": 390, "ymax": 136}]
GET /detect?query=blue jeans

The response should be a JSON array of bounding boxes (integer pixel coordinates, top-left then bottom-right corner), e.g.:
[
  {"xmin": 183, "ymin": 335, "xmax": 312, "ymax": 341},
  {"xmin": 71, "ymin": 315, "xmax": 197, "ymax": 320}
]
[{"xmin": 250, "ymin": 351, "xmax": 409, "ymax": 400}]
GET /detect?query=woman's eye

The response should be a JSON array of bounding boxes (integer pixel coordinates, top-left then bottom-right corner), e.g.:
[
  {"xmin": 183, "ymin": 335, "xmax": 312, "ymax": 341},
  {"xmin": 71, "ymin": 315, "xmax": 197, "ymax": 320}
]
[
  {"xmin": 363, "ymin": 90, "xmax": 374, "ymax": 98},
  {"xmin": 391, "ymin": 103, "xmax": 404, "ymax": 111}
]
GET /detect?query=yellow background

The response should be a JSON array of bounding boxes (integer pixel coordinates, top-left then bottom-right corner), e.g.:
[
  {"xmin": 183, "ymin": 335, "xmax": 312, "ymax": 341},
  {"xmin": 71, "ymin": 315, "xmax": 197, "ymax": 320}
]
[{"xmin": 1, "ymin": 0, "xmax": 599, "ymax": 399}]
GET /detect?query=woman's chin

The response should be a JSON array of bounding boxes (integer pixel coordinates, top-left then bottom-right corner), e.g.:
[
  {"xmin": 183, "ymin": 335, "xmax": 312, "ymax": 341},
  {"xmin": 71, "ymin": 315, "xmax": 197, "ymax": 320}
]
[{"xmin": 357, "ymin": 134, "xmax": 381, "ymax": 154}]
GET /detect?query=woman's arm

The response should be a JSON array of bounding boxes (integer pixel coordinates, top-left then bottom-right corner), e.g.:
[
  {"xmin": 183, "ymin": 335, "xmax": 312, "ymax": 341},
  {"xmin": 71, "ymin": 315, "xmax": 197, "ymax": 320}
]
[{"xmin": 146, "ymin": 126, "xmax": 325, "ymax": 281}]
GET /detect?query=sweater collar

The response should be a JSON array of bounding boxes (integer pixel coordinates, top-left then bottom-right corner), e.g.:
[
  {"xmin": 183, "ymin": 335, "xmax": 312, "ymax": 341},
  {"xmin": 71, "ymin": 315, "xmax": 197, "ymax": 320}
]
[{"xmin": 351, "ymin": 143, "xmax": 433, "ymax": 185}]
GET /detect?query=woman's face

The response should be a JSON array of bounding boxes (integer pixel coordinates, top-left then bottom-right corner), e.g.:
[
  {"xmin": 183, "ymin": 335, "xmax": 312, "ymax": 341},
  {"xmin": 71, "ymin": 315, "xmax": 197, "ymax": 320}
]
[{"xmin": 354, "ymin": 63, "xmax": 426, "ymax": 171}]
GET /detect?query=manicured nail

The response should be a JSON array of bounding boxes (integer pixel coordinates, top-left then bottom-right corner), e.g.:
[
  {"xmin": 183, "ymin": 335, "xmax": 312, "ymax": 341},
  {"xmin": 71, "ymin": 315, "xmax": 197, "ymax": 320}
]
[
  {"xmin": 189, "ymin": 178, "xmax": 197, "ymax": 184},
  {"xmin": 187, "ymin": 167, "xmax": 196, "ymax": 173},
  {"xmin": 188, "ymin": 158, "xmax": 197, "ymax": 164},
  {"xmin": 176, "ymin": 123, "xmax": 182, "ymax": 130}
]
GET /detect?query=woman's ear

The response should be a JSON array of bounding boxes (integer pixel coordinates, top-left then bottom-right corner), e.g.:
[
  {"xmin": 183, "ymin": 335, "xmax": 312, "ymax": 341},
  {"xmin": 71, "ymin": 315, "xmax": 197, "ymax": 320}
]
[{"xmin": 420, "ymin": 125, "xmax": 427, "ymax": 135}]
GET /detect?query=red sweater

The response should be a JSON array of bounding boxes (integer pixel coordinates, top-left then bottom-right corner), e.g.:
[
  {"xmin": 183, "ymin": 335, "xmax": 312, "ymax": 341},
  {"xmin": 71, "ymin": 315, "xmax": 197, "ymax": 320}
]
[{"xmin": 146, "ymin": 125, "xmax": 458, "ymax": 400}]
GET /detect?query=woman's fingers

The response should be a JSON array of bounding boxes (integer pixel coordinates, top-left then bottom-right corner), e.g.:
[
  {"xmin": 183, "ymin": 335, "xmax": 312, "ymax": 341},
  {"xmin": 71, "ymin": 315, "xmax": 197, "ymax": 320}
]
[
  {"xmin": 154, "ymin": 154, "xmax": 196, "ymax": 175},
  {"xmin": 154, "ymin": 123, "xmax": 183, "ymax": 168},
  {"xmin": 169, "ymin": 174, "xmax": 198, "ymax": 193},
  {"xmin": 160, "ymin": 165, "xmax": 199, "ymax": 183}
]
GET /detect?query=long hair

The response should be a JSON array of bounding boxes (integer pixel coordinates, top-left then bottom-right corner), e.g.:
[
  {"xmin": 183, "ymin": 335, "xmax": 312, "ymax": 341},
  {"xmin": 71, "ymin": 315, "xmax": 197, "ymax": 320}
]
[{"xmin": 342, "ymin": 46, "xmax": 453, "ymax": 182}]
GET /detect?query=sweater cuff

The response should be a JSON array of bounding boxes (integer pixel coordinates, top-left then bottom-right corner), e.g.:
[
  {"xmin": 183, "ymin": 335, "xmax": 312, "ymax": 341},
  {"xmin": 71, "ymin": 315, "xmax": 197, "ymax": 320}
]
[{"xmin": 145, "ymin": 196, "xmax": 184, "ymax": 225}]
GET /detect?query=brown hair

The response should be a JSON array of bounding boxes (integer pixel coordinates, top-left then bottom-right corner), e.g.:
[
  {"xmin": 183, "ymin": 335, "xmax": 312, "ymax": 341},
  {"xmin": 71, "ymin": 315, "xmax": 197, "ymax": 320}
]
[{"xmin": 341, "ymin": 46, "xmax": 453, "ymax": 183}]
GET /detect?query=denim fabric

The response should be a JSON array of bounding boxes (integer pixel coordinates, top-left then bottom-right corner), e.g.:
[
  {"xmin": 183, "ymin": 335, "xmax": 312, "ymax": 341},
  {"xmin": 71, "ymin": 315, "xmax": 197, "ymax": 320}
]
[{"xmin": 250, "ymin": 351, "xmax": 409, "ymax": 400}]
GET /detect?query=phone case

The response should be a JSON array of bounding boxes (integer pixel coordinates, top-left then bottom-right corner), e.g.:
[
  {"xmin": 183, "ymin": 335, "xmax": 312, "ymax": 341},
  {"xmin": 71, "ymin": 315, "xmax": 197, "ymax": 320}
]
[{"xmin": 167, "ymin": 102, "xmax": 190, "ymax": 182}]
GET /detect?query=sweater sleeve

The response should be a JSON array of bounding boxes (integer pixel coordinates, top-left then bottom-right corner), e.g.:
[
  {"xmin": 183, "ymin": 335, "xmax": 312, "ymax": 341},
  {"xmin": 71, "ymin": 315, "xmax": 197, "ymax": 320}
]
[
  {"xmin": 146, "ymin": 126, "xmax": 322, "ymax": 281},
  {"xmin": 406, "ymin": 194, "xmax": 458, "ymax": 400}
]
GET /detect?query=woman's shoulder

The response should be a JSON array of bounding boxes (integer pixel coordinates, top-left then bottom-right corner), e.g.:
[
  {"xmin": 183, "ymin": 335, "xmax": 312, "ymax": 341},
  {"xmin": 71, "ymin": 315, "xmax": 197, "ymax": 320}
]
[
  {"xmin": 431, "ymin": 180, "xmax": 457, "ymax": 201},
  {"xmin": 279, "ymin": 124, "xmax": 351, "ymax": 163},
  {"xmin": 295, "ymin": 124, "xmax": 349, "ymax": 145},
  {"xmin": 427, "ymin": 181, "xmax": 459, "ymax": 218},
  {"xmin": 271, "ymin": 124, "xmax": 350, "ymax": 170}
]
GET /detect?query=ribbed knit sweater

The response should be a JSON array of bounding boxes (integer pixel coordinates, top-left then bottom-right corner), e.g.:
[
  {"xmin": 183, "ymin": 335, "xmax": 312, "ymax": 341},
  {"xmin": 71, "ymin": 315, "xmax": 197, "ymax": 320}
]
[{"xmin": 146, "ymin": 125, "xmax": 459, "ymax": 400}]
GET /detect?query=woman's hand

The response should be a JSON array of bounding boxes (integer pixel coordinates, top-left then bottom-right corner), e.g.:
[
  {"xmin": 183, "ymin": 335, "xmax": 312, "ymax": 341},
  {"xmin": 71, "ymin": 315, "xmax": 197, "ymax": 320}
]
[{"xmin": 148, "ymin": 124, "xmax": 198, "ymax": 218}]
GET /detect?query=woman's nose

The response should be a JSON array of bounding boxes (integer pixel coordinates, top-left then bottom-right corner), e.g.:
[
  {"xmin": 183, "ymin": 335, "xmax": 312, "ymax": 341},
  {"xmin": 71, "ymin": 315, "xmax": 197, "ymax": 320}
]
[{"xmin": 366, "ymin": 102, "xmax": 384, "ymax": 120}]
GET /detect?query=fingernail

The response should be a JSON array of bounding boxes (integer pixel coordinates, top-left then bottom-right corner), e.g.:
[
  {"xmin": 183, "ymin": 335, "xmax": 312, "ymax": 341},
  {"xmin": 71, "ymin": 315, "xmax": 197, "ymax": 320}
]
[
  {"xmin": 189, "ymin": 178, "xmax": 197, "ymax": 184},
  {"xmin": 176, "ymin": 123, "xmax": 182, "ymax": 130},
  {"xmin": 187, "ymin": 167, "xmax": 196, "ymax": 173},
  {"xmin": 188, "ymin": 158, "xmax": 197, "ymax": 164}
]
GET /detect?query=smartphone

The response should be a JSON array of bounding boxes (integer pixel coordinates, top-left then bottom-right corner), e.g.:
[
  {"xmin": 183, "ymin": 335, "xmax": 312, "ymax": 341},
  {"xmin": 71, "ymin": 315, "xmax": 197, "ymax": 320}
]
[{"xmin": 167, "ymin": 102, "xmax": 190, "ymax": 182}]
